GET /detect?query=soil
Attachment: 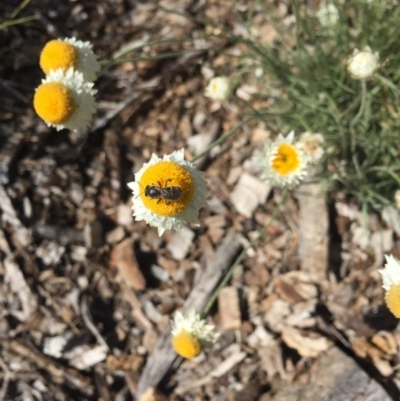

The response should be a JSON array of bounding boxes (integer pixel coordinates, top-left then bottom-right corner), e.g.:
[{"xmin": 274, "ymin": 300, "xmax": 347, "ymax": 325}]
[{"xmin": 1, "ymin": 1, "xmax": 400, "ymax": 401}]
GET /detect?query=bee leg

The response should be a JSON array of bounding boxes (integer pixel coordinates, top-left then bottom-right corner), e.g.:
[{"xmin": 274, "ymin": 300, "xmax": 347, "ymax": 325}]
[
  {"xmin": 165, "ymin": 200, "xmax": 171, "ymax": 205},
  {"xmin": 157, "ymin": 198, "xmax": 161, "ymax": 204},
  {"xmin": 165, "ymin": 178, "xmax": 172, "ymax": 186},
  {"xmin": 158, "ymin": 181, "xmax": 163, "ymax": 188}
]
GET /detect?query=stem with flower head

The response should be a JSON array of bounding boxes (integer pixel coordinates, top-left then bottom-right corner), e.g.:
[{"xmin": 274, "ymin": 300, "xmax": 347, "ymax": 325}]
[{"xmin": 201, "ymin": 188, "xmax": 288, "ymax": 318}]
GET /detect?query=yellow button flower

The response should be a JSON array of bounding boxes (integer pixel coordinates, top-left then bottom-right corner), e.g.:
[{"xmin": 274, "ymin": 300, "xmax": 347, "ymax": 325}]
[
  {"xmin": 34, "ymin": 82, "xmax": 75, "ymax": 125},
  {"xmin": 40, "ymin": 40, "xmax": 79, "ymax": 75},
  {"xmin": 127, "ymin": 149, "xmax": 207, "ymax": 236},
  {"xmin": 171, "ymin": 310, "xmax": 220, "ymax": 359},
  {"xmin": 378, "ymin": 255, "xmax": 400, "ymax": 318},
  {"xmin": 139, "ymin": 162, "xmax": 195, "ymax": 217},
  {"xmin": 257, "ymin": 131, "xmax": 308, "ymax": 188},
  {"xmin": 33, "ymin": 68, "xmax": 97, "ymax": 131},
  {"xmin": 40, "ymin": 37, "xmax": 100, "ymax": 82},
  {"xmin": 171, "ymin": 331, "xmax": 201, "ymax": 359}
]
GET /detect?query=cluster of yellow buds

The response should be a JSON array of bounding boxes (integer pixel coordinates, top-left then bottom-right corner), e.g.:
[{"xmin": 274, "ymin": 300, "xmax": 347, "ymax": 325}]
[{"xmin": 33, "ymin": 37, "xmax": 100, "ymax": 131}]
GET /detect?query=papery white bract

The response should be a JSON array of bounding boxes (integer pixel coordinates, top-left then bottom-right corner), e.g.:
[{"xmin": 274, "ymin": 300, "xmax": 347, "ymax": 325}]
[
  {"xmin": 171, "ymin": 310, "xmax": 220, "ymax": 359},
  {"xmin": 378, "ymin": 255, "xmax": 400, "ymax": 318}
]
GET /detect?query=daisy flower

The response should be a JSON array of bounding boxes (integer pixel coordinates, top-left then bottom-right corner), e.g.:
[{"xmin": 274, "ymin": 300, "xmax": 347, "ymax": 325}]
[
  {"xmin": 378, "ymin": 255, "xmax": 400, "ymax": 318},
  {"xmin": 347, "ymin": 46, "xmax": 379, "ymax": 81},
  {"xmin": 299, "ymin": 132, "xmax": 324, "ymax": 164},
  {"xmin": 128, "ymin": 149, "xmax": 207, "ymax": 236},
  {"xmin": 40, "ymin": 37, "xmax": 100, "ymax": 82},
  {"xmin": 171, "ymin": 310, "xmax": 220, "ymax": 359},
  {"xmin": 257, "ymin": 131, "xmax": 308, "ymax": 188},
  {"xmin": 204, "ymin": 76, "xmax": 231, "ymax": 102},
  {"xmin": 33, "ymin": 68, "xmax": 96, "ymax": 131}
]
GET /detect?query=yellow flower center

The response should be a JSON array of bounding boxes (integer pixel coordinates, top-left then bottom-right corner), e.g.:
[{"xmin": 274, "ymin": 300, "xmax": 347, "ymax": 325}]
[
  {"xmin": 272, "ymin": 143, "xmax": 301, "ymax": 176},
  {"xmin": 40, "ymin": 40, "xmax": 79, "ymax": 74},
  {"xmin": 172, "ymin": 331, "xmax": 201, "ymax": 359},
  {"xmin": 210, "ymin": 82, "xmax": 218, "ymax": 93},
  {"xmin": 385, "ymin": 284, "xmax": 400, "ymax": 318},
  {"xmin": 138, "ymin": 161, "xmax": 195, "ymax": 217},
  {"xmin": 34, "ymin": 82, "xmax": 76, "ymax": 124}
]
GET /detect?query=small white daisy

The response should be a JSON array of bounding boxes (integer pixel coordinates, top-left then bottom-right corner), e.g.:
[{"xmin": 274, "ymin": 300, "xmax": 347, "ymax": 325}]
[
  {"xmin": 316, "ymin": 3, "xmax": 339, "ymax": 27},
  {"xmin": 171, "ymin": 310, "xmax": 220, "ymax": 359},
  {"xmin": 40, "ymin": 37, "xmax": 100, "ymax": 82},
  {"xmin": 378, "ymin": 255, "xmax": 400, "ymax": 318},
  {"xmin": 257, "ymin": 131, "xmax": 308, "ymax": 188},
  {"xmin": 33, "ymin": 68, "xmax": 97, "ymax": 131},
  {"xmin": 347, "ymin": 46, "xmax": 379, "ymax": 81},
  {"xmin": 204, "ymin": 76, "xmax": 231, "ymax": 102},
  {"xmin": 128, "ymin": 149, "xmax": 207, "ymax": 236},
  {"xmin": 299, "ymin": 132, "xmax": 324, "ymax": 164}
]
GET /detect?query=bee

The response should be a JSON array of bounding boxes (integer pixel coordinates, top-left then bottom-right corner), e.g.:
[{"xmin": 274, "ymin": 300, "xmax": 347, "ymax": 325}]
[{"xmin": 138, "ymin": 179, "xmax": 183, "ymax": 205}]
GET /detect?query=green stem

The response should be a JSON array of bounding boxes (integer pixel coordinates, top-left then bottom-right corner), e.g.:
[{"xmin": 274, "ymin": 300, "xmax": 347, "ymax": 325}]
[
  {"xmin": 99, "ymin": 36, "xmax": 213, "ymax": 73},
  {"xmin": 0, "ymin": 15, "xmax": 36, "ymax": 30},
  {"xmin": 202, "ymin": 189, "xmax": 288, "ymax": 318},
  {"xmin": 350, "ymin": 81, "xmax": 367, "ymax": 140},
  {"xmin": 291, "ymin": 0, "xmax": 304, "ymax": 50},
  {"xmin": 10, "ymin": 0, "xmax": 31, "ymax": 19},
  {"xmin": 101, "ymin": 48, "xmax": 211, "ymax": 72},
  {"xmin": 349, "ymin": 80, "xmax": 367, "ymax": 177},
  {"xmin": 191, "ymin": 116, "xmax": 255, "ymax": 163},
  {"xmin": 233, "ymin": 95, "xmax": 266, "ymax": 120}
]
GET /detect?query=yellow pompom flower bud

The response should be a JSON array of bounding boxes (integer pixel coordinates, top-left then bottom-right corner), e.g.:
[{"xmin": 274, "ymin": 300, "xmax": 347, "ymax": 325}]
[
  {"xmin": 33, "ymin": 68, "xmax": 97, "ymax": 131},
  {"xmin": 138, "ymin": 161, "xmax": 195, "ymax": 217},
  {"xmin": 171, "ymin": 331, "xmax": 201, "ymax": 359},
  {"xmin": 39, "ymin": 37, "xmax": 100, "ymax": 82},
  {"xmin": 171, "ymin": 310, "xmax": 220, "ymax": 359},
  {"xmin": 40, "ymin": 40, "xmax": 79, "ymax": 75},
  {"xmin": 34, "ymin": 82, "xmax": 75, "ymax": 124},
  {"xmin": 128, "ymin": 149, "xmax": 207, "ymax": 236}
]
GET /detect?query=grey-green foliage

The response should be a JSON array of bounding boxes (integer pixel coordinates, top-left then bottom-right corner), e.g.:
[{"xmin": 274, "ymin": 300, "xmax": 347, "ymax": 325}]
[{"xmin": 241, "ymin": 0, "xmax": 400, "ymax": 209}]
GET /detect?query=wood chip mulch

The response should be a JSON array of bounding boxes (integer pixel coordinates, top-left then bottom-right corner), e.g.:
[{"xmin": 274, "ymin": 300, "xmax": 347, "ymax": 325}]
[{"xmin": 1, "ymin": 1, "xmax": 400, "ymax": 400}]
